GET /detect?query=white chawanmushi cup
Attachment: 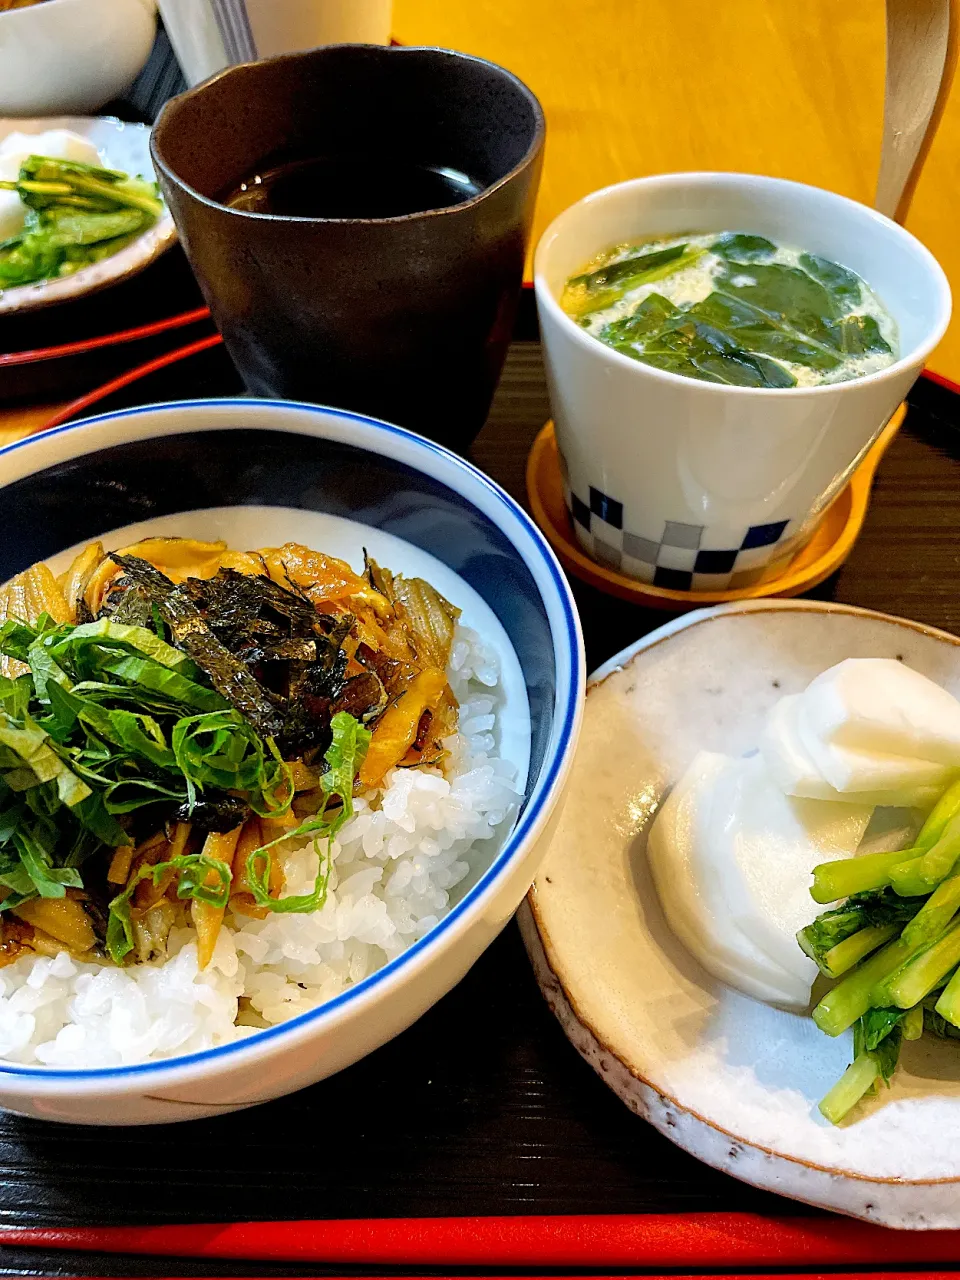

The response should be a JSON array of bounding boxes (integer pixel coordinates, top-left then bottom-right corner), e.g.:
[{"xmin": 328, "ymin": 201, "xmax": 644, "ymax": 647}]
[{"xmin": 534, "ymin": 173, "xmax": 951, "ymax": 592}]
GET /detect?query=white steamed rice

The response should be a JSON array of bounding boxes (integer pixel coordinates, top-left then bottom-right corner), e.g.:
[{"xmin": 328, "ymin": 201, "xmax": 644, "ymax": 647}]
[{"xmin": 0, "ymin": 626, "xmax": 519, "ymax": 1067}]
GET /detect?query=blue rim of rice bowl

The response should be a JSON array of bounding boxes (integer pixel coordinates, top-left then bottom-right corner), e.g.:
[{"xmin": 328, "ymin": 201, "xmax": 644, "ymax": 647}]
[{"xmin": 0, "ymin": 400, "xmax": 584, "ymax": 1079}]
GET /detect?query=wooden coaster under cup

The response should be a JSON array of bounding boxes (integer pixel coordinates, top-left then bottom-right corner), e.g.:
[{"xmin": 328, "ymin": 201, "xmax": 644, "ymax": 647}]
[{"xmin": 525, "ymin": 403, "xmax": 905, "ymax": 609}]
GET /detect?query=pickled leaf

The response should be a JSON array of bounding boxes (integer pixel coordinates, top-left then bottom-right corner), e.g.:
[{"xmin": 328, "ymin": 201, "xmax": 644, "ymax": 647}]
[
  {"xmin": 0, "ymin": 159, "xmax": 161, "ymax": 290},
  {"xmin": 388, "ymin": 576, "xmax": 460, "ymax": 670},
  {"xmin": 40, "ymin": 206, "xmax": 148, "ymax": 247}
]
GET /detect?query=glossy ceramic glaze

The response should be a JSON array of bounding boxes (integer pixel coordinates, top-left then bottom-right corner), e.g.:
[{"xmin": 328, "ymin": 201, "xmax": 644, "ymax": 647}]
[
  {"xmin": 524, "ymin": 599, "xmax": 960, "ymax": 1227},
  {"xmin": 151, "ymin": 45, "xmax": 544, "ymax": 453},
  {"xmin": 0, "ymin": 398, "xmax": 584, "ymax": 1125},
  {"xmin": 157, "ymin": 0, "xmax": 392, "ymax": 87},
  {"xmin": 535, "ymin": 175, "xmax": 951, "ymax": 590},
  {"xmin": 0, "ymin": 116, "xmax": 175, "ymax": 316},
  {"xmin": 0, "ymin": 0, "xmax": 156, "ymax": 115}
]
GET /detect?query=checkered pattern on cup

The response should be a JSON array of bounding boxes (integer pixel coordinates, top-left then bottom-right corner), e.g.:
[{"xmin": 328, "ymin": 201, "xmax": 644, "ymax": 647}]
[{"xmin": 565, "ymin": 475, "xmax": 796, "ymax": 591}]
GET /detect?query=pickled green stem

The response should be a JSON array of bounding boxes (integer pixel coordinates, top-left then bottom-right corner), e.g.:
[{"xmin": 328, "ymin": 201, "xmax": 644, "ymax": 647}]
[
  {"xmin": 813, "ymin": 937, "xmax": 916, "ymax": 1036},
  {"xmin": 819, "ymin": 1053, "xmax": 880, "ymax": 1124}
]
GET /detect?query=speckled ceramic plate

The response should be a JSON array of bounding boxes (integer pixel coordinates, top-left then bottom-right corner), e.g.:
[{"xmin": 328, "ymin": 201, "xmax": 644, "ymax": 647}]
[
  {"xmin": 0, "ymin": 116, "xmax": 175, "ymax": 315},
  {"xmin": 521, "ymin": 599, "xmax": 960, "ymax": 1229}
]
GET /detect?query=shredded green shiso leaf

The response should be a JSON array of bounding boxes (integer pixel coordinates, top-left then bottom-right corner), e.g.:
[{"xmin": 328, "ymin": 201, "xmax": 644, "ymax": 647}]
[{"xmin": 0, "ymin": 611, "xmax": 369, "ymax": 962}]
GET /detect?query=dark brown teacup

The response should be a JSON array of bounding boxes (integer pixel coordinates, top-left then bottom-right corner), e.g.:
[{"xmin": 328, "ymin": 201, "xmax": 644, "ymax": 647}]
[{"xmin": 151, "ymin": 44, "xmax": 545, "ymax": 452}]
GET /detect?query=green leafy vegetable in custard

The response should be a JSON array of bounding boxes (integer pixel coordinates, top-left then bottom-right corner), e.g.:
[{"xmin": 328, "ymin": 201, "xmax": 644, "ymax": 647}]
[{"xmin": 563, "ymin": 231, "xmax": 895, "ymax": 388}]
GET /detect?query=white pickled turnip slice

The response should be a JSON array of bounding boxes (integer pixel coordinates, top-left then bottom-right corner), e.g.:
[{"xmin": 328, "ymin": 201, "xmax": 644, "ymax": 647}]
[
  {"xmin": 0, "ymin": 130, "xmax": 102, "ymax": 172},
  {"xmin": 761, "ymin": 695, "xmax": 827, "ymax": 796},
  {"xmin": 647, "ymin": 752, "xmax": 810, "ymax": 1008},
  {"xmin": 760, "ymin": 694, "xmax": 942, "ymax": 808},
  {"xmin": 0, "ymin": 192, "xmax": 25, "ymax": 244},
  {"xmin": 795, "ymin": 700, "xmax": 953, "ymax": 793},
  {"xmin": 802, "ymin": 657, "xmax": 960, "ymax": 766},
  {"xmin": 704, "ymin": 753, "xmax": 872, "ymax": 981}
]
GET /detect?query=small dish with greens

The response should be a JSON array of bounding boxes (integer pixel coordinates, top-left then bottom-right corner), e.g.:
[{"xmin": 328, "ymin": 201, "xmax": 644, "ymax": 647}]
[
  {"xmin": 526, "ymin": 599, "xmax": 960, "ymax": 1226},
  {"xmin": 0, "ymin": 116, "xmax": 175, "ymax": 314}
]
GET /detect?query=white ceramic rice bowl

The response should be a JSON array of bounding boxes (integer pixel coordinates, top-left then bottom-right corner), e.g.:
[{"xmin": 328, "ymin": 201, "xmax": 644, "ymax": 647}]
[{"xmin": 0, "ymin": 398, "xmax": 584, "ymax": 1124}]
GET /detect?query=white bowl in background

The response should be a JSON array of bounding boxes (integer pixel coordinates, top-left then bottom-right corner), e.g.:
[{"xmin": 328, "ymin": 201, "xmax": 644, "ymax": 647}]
[
  {"xmin": 0, "ymin": 0, "xmax": 157, "ymax": 116},
  {"xmin": 535, "ymin": 174, "xmax": 951, "ymax": 593}
]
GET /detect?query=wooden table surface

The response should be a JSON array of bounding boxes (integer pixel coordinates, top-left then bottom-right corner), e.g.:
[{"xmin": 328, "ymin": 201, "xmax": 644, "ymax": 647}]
[{"xmin": 393, "ymin": 0, "xmax": 960, "ymax": 381}]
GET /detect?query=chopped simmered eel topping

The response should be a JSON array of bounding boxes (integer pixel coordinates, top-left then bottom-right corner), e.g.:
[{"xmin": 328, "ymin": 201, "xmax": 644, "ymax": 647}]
[{"xmin": 0, "ymin": 537, "xmax": 465, "ymax": 972}]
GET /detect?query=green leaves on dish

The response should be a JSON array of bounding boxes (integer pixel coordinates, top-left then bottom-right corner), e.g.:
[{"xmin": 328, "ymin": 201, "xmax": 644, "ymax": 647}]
[
  {"xmin": 797, "ymin": 887, "xmax": 920, "ymax": 979},
  {"xmin": 689, "ymin": 290, "xmax": 842, "ymax": 373},
  {"xmin": 709, "ymin": 232, "xmax": 777, "ymax": 262},
  {"xmin": 564, "ymin": 231, "xmax": 895, "ymax": 387},
  {"xmin": 105, "ymin": 712, "xmax": 370, "ymax": 963},
  {"xmin": 243, "ymin": 711, "xmax": 371, "ymax": 917},
  {"xmin": 818, "ymin": 1008, "xmax": 907, "ymax": 1126},
  {"xmin": 601, "ymin": 292, "xmax": 799, "ymax": 388},
  {"xmin": 805, "ymin": 781, "xmax": 960, "ymax": 1122},
  {"xmin": 105, "ymin": 852, "xmax": 233, "ymax": 964},
  {"xmin": 0, "ymin": 610, "xmax": 284, "ymax": 810},
  {"xmin": 0, "ymin": 156, "xmax": 163, "ymax": 288},
  {"xmin": 798, "ymin": 252, "xmax": 863, "ymax": 306}
]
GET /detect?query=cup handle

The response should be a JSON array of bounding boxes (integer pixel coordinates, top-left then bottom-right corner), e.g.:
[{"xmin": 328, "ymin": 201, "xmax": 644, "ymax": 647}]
[{"xmin": 875, "ymin": 0, "xmax": 958, "ymax": 223}]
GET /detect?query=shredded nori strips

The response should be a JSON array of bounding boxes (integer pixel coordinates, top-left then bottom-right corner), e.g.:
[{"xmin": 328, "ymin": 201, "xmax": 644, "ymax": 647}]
[
  {"xmin": 108, "ymin": 555, "xmax": 284, "ymax": 738},
  {"xmin": 180, "ymin": 568, "xmax": 317, "ymax": 646},
  {"xmin": 172, "ymin": 792, "xmax": 250, "ymax": 833},
  {"xmin": 104, "ymin": 555, "xmax": 386, "ymax": 755},
  {"xmin": 103, "ymin": 582, "xmax": 155, "ymax": 629},
  {"xmin": 279, "ymin": 648, "xmax": 349, "ymax": 756}
]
